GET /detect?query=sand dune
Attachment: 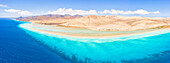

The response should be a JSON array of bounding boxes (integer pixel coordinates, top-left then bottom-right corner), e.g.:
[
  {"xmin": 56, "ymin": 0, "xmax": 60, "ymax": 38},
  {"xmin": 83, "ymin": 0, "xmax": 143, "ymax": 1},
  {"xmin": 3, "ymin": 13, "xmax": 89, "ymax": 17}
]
[{"xmin": 16, "ymin": 15, "xmax": 170, "ymax": 31}]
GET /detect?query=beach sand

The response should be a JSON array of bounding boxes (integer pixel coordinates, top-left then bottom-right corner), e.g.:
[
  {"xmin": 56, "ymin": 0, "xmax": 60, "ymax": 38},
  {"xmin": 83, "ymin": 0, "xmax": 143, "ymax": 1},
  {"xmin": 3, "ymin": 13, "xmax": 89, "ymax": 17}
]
[{"xmin": 27, "ymin": 23, "xmax": 170, "ymax": 39}]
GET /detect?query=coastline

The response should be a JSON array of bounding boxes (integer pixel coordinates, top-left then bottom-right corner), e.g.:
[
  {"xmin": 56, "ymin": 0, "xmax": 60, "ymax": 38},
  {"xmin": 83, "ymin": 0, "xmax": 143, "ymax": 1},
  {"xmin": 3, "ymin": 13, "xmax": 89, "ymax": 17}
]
[{"xmin": 25, "ymin": 23, "xmax": 170, "ymax": 39}]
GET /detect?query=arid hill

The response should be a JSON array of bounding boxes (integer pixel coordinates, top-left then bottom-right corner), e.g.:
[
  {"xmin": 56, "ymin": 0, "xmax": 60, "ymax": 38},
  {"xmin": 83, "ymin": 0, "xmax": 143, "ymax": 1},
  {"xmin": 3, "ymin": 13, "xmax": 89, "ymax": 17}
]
[
  {"xmin": 16, "ymin": 15, "xmax": 170, "ymax": 31},
  {"xmin": 16, "ymin": 14, "xmax": 82, "ymax": 21}
]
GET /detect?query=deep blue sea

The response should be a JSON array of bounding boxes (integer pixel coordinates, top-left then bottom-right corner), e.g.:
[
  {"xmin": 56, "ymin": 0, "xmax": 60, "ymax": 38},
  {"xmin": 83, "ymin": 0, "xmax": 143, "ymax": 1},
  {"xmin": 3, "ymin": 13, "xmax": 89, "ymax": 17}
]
[
  {"xmin": 1, "ymin": 18, "xmax": 170, "ymax": 63},
  {"xmin": 0, "ymin": 18, "xmax": 68, "ymax": 63}
]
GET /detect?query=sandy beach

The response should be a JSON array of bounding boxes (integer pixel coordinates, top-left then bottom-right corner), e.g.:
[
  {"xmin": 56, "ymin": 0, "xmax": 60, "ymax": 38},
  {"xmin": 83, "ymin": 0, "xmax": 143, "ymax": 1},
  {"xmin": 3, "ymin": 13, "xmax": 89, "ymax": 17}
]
[{"xmin": 27, "ymin": 23, "xmax": 170, "ymax": 39}]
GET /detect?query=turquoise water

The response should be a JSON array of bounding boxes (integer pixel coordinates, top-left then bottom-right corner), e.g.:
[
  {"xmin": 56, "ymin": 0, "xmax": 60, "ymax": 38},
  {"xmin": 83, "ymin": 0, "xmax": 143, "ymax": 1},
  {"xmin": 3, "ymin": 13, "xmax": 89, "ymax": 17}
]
[{"xmin": 18, "ymin": 22, "xmax": 170, "ymax": 63}]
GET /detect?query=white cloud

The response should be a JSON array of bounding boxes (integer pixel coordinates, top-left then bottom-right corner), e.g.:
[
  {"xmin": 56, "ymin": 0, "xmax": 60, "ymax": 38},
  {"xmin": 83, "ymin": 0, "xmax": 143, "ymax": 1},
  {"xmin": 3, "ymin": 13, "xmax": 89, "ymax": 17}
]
[
  {"xmin": 99, "ymin": 9, "xmax": 160, "ymax": 15},
  {"xmin": 0, "ymin": 4, "xmax": 7, "ymax": 7},
  {"xmin": 4, "ymin": 9, "xmax": 20, "ymax": 13},
  {"xmin": 47, "ymin": 8, "xmax": 98, "ymax": 15},
  {"xmin": 2, "ymin": 8, "xmax": 160, "ymax": 18},
  {"xmin": 152, "ymin": 11, "xmax": 160, "ymax": 14},
  {"xmin": 48, "ymin": 8, "xmax": 160, "ymax": 15},
  {"xmin": 4, "ymin": 9, "xmax": 32, "ymax": 15}
]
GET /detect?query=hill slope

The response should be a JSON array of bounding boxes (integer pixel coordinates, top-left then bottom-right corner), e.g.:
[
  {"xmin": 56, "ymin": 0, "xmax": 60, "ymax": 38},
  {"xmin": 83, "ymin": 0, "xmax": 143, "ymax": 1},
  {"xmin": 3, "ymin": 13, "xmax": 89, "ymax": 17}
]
[{"xmin": 16, "ymin": 15, "xmax": 170, "ymax": 31}]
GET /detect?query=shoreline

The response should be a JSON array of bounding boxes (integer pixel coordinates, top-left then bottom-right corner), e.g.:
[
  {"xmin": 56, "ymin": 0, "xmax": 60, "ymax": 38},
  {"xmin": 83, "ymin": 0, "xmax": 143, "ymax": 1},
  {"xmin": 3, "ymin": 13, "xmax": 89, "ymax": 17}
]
[{"xmin": 27, "ymin": 24, "xmax": 170, "ymax": 39}]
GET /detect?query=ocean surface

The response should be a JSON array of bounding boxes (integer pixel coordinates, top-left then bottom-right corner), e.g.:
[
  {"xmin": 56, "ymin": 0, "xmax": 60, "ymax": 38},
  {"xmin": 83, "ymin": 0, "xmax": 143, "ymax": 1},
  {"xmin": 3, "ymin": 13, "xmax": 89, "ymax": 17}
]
[
  {"xmin": 0, "ymin": 18, "xmax": 68, "ymax": 63},
  {"xmin": 1, "ymin": 18, "xmax": 170, "ymax": 63}
]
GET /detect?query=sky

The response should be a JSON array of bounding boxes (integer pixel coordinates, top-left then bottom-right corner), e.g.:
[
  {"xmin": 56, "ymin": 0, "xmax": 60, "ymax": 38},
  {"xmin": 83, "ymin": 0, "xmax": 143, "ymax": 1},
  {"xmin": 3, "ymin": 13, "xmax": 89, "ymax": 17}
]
[{"xmin": 0, "ymin": 0, "xmax": 170, "ymax": 18}]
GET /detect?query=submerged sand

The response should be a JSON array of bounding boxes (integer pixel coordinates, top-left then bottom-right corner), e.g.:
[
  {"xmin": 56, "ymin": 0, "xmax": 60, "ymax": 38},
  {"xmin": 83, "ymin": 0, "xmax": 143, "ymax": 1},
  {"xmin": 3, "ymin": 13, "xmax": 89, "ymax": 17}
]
[{"xmin": 26, "ymin": 23, "xmax": 170, "ymax": 38}]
